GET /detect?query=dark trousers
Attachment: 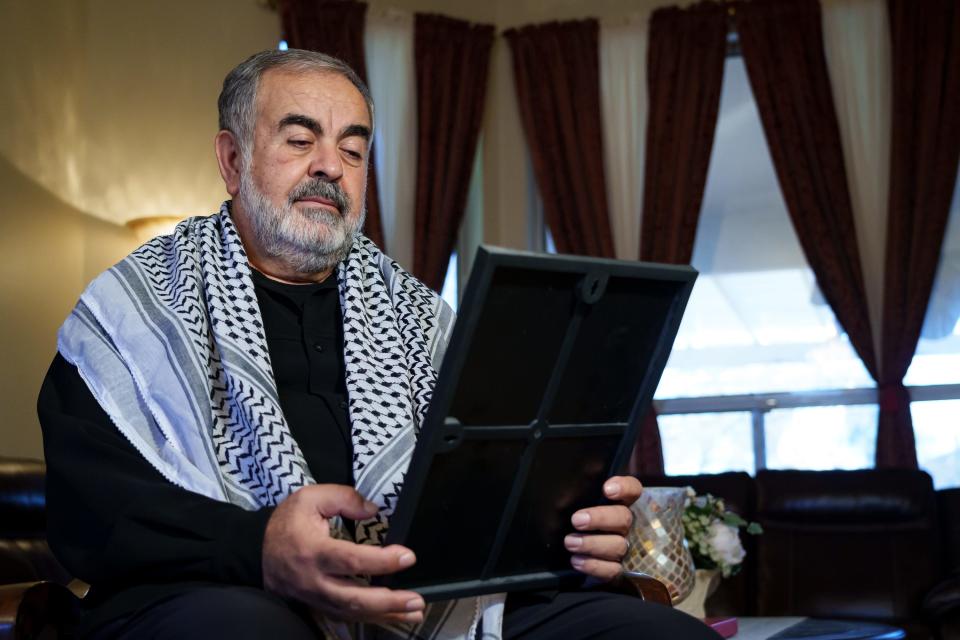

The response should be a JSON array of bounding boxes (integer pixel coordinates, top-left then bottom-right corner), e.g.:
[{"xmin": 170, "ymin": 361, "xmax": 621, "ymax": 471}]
[{"xmin": 89, "ymin": 585, "xmax": 722, "ymax": 640}]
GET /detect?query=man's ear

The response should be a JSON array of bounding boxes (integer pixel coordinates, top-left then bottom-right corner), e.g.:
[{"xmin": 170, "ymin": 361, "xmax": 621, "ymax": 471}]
[{"xmin": 215, "ymin": 130, "xmax": 243, "ymax": 196}]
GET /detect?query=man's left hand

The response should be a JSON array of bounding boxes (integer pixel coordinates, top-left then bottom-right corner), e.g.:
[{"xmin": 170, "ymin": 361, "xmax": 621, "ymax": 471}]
[{"xmin": 564, "ymin": 475, "xmax": 642, "ymax": 581}]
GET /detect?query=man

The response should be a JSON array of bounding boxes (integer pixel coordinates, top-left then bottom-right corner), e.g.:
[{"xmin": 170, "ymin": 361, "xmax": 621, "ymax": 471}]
[{"xmin": 39, "ymin": 49, "xmax": 719, "ymax": 639}]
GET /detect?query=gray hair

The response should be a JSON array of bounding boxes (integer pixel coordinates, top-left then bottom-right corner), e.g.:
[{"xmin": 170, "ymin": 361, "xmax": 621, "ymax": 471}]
[{"xmin": 218, "ymin": 48, "xmax": 375, "ymax": 159}]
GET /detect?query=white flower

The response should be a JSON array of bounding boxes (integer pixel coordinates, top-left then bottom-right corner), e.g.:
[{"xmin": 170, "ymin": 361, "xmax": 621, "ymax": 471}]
[{"xmin": 706, "ymin": 521, "xmax": 746, "ymax": 572}]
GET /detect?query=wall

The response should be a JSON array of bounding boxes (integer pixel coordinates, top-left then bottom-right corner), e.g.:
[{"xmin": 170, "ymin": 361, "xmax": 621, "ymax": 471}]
[
  {"xmin": 0, "ymin": 157, "xmax": 133, "ymax": 458},
  {"xmin": 0, "ymin": 0, "xmax": 684, "ymax": 459},
  {"xmin": 0, "ymin": 0, "xmax": 280, "ymax": 458}
]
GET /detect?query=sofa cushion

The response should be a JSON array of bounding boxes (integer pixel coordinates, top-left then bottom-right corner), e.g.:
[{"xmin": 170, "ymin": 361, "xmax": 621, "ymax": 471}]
[
  {"xmin": 0, "ymin": 458, "xmax": 71, "ymax": 585},
  {"xmin": 755, "ymin": 469, "xmax": 940, "ymax": 624}
]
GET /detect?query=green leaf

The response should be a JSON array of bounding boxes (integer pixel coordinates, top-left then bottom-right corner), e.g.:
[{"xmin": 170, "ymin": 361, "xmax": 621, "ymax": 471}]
[
  {"xmin": 723, "ymin": 512, "xmax": 747, "ymax": 527},
  {"xmin": 746, "ymin": 522, "xmax": 763, "ymax": 535}
]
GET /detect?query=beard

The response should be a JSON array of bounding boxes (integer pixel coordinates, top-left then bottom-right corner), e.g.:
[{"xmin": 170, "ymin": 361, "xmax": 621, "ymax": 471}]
[{"xmin": 237, "ymin": 170, "xmax": 366, "ymax": 275}]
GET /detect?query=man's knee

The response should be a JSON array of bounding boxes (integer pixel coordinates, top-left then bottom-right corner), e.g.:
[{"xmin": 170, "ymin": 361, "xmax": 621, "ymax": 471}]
[
  {"xmin": 597, "ymin": 595, "xmax": 722, "ymax": 640},
  {"xmin": 504, "ymin": 591, "xmax": 722, "ymax": 640},
  {"xmin": 97, "ymin": 585, "xmax": 320, "ymax": 640}
]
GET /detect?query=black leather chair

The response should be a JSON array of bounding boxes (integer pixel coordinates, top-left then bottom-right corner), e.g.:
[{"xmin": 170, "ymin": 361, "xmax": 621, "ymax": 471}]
[
  {"xmin": 930, "ymin": 488, "xmax": 960, "ymax": 640},
  {"xmin": 755, "ymin": 469, "xmax": 942, "ymax": 639},
  {"xmin": 0, "ymin": 458, "xmax": 77, "ymax": 640},
  {"xmin": 0, "ymin": 459, "xmax": 69, "ymax": 587}
]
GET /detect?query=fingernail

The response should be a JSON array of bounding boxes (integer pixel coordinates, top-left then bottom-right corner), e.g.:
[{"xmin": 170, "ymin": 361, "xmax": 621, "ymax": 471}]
[
  {"xmin": 572, "ymin": 512, "xmax": 590, "ymax": 528},
  {"xmin": 398, "ymin": 552, "xmax": 415, "ymax": 568},
  {"xmin": 564, "ymin": 534, "xmax": 583, "ymax": 550},
  {"xmin": 604, "ymin": 482, "xmax": 621, "ymax": 498},
  {"xmin": 570, "ymin": 556, "xmax": 585, "ymax": 569},
  {"xmin": 406, "ymin": 598, "xmax": 424, "ymax": 611}
]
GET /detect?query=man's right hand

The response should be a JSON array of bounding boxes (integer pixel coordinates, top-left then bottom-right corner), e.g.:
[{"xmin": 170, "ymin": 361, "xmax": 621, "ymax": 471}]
[{"xmin": 262, "ymin": 484, "xmax": 425, "ymax": 626}]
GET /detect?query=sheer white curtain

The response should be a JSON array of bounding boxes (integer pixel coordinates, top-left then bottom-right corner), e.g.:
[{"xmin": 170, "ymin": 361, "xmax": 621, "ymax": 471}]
[
  {"xmin": 364, "ymin": 7, "xmax": 417, "ymax": 268},
  {"xmin": 599, "ymin": 13, "xmax": 649, "ymax": 261},
  {"xmin": 822, "ymin": 0, "xmax": 891, "ymax": 363}
]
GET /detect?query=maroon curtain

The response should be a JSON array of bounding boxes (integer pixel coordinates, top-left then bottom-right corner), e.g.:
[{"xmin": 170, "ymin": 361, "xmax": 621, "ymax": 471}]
[
  {"xmin": 735, "ymin": 0, "xmax": 879, "ymax": 393},
  {"xmin": 412, "ymin": 15, "xmax": 495, "ymax": 291},
  {"xmin": 878, "ymin": 0, "xmax": 960, "ymax": 468},
  {"xmin": 640, "ymin": 3, "xmax": 727, "ymax": 265},
  {"xmin": 278, "ymin": 0, "xmax": 385, "ymax": 249},
  {"xmin": 505, "ymin": 20, "xmax": 615, "ymax": 257},
  {"xmin": 633, "ymin": 2, "xmax": 727, "ymax": 475}
]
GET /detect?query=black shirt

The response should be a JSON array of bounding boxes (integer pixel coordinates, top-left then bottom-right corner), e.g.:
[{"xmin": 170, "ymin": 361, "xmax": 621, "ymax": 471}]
[
  {"xmin": 251, "ymin": 268, "xmax": 352, "ymax": 485},
  {"xmin": 38, "ymin": 269, "xmax": 351, "ymax": 634}
]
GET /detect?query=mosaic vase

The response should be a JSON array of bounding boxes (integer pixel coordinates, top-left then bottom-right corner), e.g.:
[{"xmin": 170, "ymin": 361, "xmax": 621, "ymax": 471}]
[{"xmin": 623, "ymin": 486, "xmax": 696, "ymax": 603}]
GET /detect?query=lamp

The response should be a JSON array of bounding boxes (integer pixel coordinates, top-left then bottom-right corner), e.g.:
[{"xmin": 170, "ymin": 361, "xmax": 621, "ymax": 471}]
[{"xmin": 125, "ymin": 216, "xmax": 187, "ymax": 244}]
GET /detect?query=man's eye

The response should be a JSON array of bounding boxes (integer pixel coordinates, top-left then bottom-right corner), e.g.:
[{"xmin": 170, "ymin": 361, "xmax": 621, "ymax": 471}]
[
  {"xmin": 342, "ymin": 148, "xmax": 363, "ymax": 160},
  {"xmin": 288, "ymin": 139, "xmax": 311, "ymax": 148}
]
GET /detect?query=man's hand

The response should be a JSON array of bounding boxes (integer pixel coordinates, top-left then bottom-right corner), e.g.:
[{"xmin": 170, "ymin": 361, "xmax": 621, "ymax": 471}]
[
  {"xmin": 564, "ymin": 475, "xmax": 642, "ymax": 581},
  {"xmin": 262, "ymin": 485, "xmax": 425, "ymax": 626}
]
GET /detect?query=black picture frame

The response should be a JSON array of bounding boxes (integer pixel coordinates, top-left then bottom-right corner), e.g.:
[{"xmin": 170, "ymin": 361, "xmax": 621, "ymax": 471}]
[{"xmin": 377, "ymin": 246, "xmax": 697, "ymax": 601}]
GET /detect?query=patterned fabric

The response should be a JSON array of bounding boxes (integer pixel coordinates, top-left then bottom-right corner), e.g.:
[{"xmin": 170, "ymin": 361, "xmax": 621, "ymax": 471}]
[{"xmin": 58, "ymin": 202, "xmax": 501, "ymax": 639}]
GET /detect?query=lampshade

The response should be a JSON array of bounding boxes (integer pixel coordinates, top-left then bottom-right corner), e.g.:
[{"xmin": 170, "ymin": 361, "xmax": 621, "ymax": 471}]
[{"xmin": 125, "ymin": 216, "xmax": 187, "ymax": 243}]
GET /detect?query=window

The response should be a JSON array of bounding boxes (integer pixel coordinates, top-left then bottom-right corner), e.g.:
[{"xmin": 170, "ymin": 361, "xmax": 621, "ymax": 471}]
[
  {"xmin": 526, "ymin": 56, "xmax": 960, "ymax": 486},
  {"xmin": 657, "ymin": 57, "xmax": 873, "ymax": 400},
  {"xmin": 439, "ymin": 140, "xmax": 485, "ymax": 311},
  {"xmin": 912, "ymin": 400, "xmax": 960, "ymax": 488},
  {"xmin": 656, "ymin": 58, "xmax": 960, "ymax": 486},
  {"xmin": 660, "ymin": 412, "xmax": 755, "ymax": 475},
  {"xmin": 656, "ymin": 56, "xmax": 875, "ymax": 474},
  {"xmin": 764, "ymin": 405, "xmax": 877, "ymax": 471},
  {"xmin": 904, "ymin": 168, "xmax": 960, "ymax": 487},
  {"xmin": 440, "ymin": 252, "xmax": 459, "ymax": 310},
  {"xmin": 905, "ymin": 169, "xmax": 960, "ymax": 387}
]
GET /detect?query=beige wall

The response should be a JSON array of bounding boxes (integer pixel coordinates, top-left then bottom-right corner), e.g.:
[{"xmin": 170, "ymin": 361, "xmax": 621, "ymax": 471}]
[
  {"xmin": 0, "ymin": 0, "xmax": 281, "ymax": 458},
  {"xmin": 0, "ymin": 156, "xmax": 134, "ymax": 458},
  {"xmin": 0, "ymin": 0, "xmax": 680, "ymax": 459}
]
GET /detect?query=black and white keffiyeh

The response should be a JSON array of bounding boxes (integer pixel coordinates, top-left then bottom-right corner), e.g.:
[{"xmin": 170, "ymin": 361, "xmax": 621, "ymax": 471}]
[{"xmin": 58, "ymin": 202, "xmax": 504, "ymax": 640}]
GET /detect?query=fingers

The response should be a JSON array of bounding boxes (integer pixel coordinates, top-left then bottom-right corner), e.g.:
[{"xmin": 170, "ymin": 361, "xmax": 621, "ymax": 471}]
[
  {"xmin": 299, "ymin": 484, "xmax": 381, "ymax": 521},
  {"xmin": 263, "ymin": 484, "xmax": 412, "ymax": 600},
  {"xmin": 264, "ymin": 484, "xmax": 428, "ymax": 625},
  {"xmin": 571, "ymin": 504, "xmax": 633, "ymax": 536},
  {"xmin": 316, "ymin": 539, "xmax": 417, "ymax": 577},
  {"xmin": 564, "ymin": 533, "xmax": 628, "ymax": 562},
  {"xmin": 569, "ymin": 555, "xmax": 623, "ymax": 581},
  {"xmin": 311, "ymin": 575, "xmax": 425, "ymax": 624},
  {"xmin": 603, "ymin": 476, "xmax": 643, "ymax": 505}
]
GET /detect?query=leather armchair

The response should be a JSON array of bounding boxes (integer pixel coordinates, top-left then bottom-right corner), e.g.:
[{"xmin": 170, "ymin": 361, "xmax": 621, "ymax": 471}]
[
  {"xmin": 0, "ymin": 460, "xmax": 69, "ymax": 587},
  {"xmin": 0, "ymin": 458, "xmax": 75, "ymax": 640},
  {"xmin": 755, "ymin": 469, "xmax": 941, "ymax": 639},
  {"xmin": 928, "ymin": 488, "xmax": 960, "ymax": 639}
]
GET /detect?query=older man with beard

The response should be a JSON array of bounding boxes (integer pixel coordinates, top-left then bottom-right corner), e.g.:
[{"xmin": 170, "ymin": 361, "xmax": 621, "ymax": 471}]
[{"xmin": 38, "ymin": 49, "xmax": 720, "ymax": 640}]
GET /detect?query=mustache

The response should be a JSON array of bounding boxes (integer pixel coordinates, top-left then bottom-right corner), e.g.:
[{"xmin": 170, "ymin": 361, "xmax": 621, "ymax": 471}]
[{"xmin": 288, "ymin": 179, "xmax": 351, "ymax": 214}]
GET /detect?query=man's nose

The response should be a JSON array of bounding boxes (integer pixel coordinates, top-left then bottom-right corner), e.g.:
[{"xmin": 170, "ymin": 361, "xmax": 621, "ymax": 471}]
[{"xmin": 308, "ymin": 141, "xmax": 344, "ymax": 181}]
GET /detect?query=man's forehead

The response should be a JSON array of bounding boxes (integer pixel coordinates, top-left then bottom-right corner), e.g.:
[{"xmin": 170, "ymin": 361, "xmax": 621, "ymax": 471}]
[{"xmin": 255, "ymin": 68, "xmax": 369, "ymax": 125}]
